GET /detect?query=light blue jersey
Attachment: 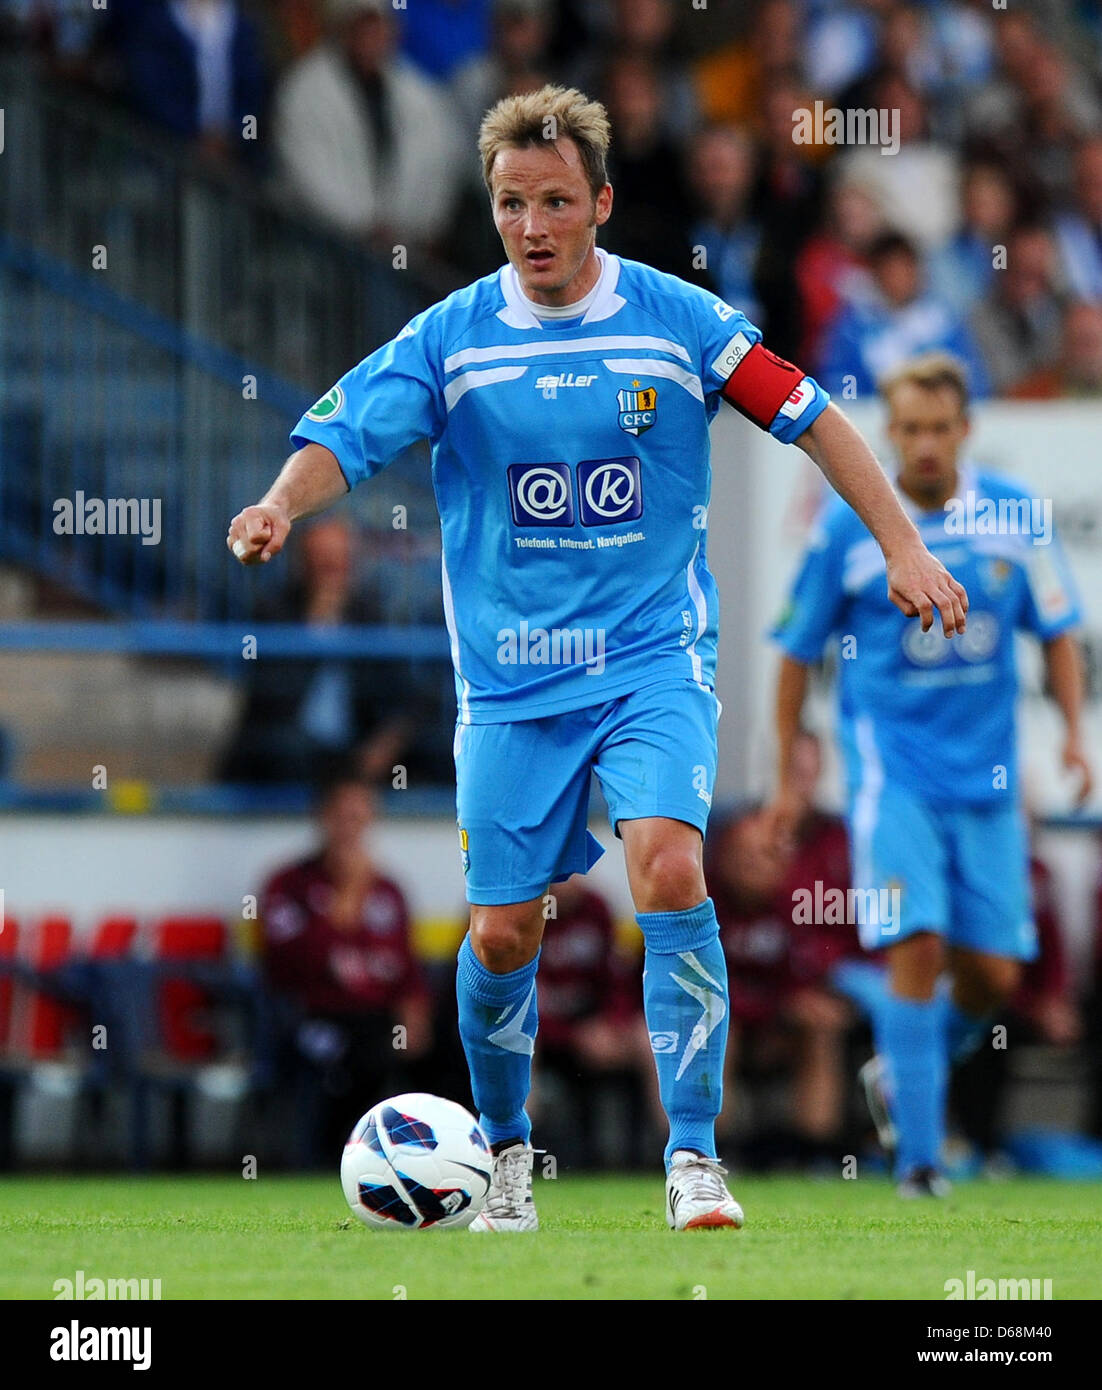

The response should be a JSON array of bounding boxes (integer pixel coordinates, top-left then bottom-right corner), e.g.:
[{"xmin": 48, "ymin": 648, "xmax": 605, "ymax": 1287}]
[
  {"xmin": 773, "ymin": 465, "xmax": 1081, "ymax": 804},
  {"xmin": 292, "ymin": 249, "xmax": 829, "ymax": 723}
]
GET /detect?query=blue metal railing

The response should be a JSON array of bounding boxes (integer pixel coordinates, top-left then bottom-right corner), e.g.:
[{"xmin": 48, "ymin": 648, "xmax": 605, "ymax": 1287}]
[
  {"xmin": 0, "ymin": 250, "xmax": 302, "ymax": 620},
  {"xmin": 0, "ymin": 620, "xmax": 450, "ymax": 658},
  {"xmin": 0, "ymin": 248, "xmax": 444, "ymax": 622},
  {"xmin": 0, "ymin": 236, "xmax": 311, "ymax": 418},
  {"xmin": 0, "ymin": 781, "xmax": 457, "ymax": 817},
  {"xmin": 0, "ymin": 59, "xmax": 450, "ymax": 388},
  {"xmin": 0, "ymin": 57, "xmax": 448, "ymax": 625}
]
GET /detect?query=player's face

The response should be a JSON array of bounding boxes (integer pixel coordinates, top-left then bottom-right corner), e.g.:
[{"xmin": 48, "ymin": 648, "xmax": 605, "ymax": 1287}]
[
  {"xmin": 887, "ymin": 382, "xmax": 970, "ymax": 504},
  {"xmin": 490, "ymin": 139, "xmax": 613, "ymax": 305}
]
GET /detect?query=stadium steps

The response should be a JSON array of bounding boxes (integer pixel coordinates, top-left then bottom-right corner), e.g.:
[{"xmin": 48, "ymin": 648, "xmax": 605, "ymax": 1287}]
[
  {"xmin": 0, "ymin": 565, "xmax": 238, "ymax": 786},
  {"xmin": 0, "ymin": 649, "xmax": 238, "ymax": 786}
]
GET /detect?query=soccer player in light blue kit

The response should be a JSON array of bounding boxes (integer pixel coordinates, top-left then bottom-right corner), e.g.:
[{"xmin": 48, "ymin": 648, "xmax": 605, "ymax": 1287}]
[
  {"xmin": 770, "ymin": 353, "xmax": 1092, "ymax": 1196},
  {"xmin": 228, "ymin": 88, "xmax": 968, "ymax": 1229}
]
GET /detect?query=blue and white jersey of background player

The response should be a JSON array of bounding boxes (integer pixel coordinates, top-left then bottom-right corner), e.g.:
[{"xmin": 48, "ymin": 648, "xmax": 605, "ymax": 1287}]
[
  {"xmin": 773, "ymin": 463, "xmax": 1082, "ymax": 806},
  {"xmin": 291, "ymin": 248, "xmax": 829, "ymax": 723}
]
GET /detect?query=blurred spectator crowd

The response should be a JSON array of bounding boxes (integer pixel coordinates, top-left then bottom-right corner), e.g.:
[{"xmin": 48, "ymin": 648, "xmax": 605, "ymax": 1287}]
[
  {"xmin": 217, "ymin": 515, "xmax": 453, "ymax": 788},
  {"xmin": 8, "ymin": 0, "xmax": 1102, "ymax": 400}
]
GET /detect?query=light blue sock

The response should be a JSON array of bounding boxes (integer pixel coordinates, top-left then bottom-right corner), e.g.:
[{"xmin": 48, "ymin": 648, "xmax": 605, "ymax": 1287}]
[
  {"xmin": 456, "ymin": 934, "xmax": 539, "ymax": 1146},
  {"xmin": 876, "ymin": 994, "xmax": 945, "ymax": 1176},
  {"xmin": 942, "ymin": 997, "xmax": 991, "ymax": 1065},
  {"xmin": 637, "ymin": 898, "xmax": 729, "ymax": 1170},
  {"xmin": 830, "ymin": 957, "xmax": 890, "ymax": 1030}
]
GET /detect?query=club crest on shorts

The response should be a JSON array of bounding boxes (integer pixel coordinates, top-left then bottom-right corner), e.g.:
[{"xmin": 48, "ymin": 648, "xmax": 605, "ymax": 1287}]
[
  {"xmin": 458, "ymin": 825, "xmax": 470, "ymax": 874},
  {"xmin": 617, "ymin": 380, "xmax": 657, "ymax": 435}
]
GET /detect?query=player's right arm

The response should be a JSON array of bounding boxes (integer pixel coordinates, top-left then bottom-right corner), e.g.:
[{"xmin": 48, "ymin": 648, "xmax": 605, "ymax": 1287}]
[
  {"xmin": 226, "ymin": 443, "xmax": 349, "ymax": 566},
  {"xmin": 226, "ymin": 305, "xmax": 444, "ymax": 568}
]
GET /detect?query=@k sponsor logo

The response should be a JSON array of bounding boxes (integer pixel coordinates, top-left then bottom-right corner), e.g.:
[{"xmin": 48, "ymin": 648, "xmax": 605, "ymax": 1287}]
[
  {"xmin": 508, "ymin": 463, "xmax": 574, "ymax": 527},
  {"xmin": 577, "ymin": 456, "xmax": 643, "ymax": 526},
  {"xmin": 507, "ymin": 459, "xmax": 643, "ymax": 530}
]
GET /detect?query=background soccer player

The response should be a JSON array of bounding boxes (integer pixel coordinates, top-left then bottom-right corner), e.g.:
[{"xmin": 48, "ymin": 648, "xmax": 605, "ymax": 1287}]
[
  {"xmin": 770, "ymin": 352, "xmax": 1092, "ymax": 1196},
  {"xmin": 227, "ymin": 86, "xmax": 967, "ymax": 1230}
]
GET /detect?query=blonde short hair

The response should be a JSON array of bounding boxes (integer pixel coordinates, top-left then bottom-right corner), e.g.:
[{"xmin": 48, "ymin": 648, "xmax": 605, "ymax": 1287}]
[
  {"xmin": 478, "ymin": 84, "xmax": 611, "ymax": 199},
  {"xmin": 879, "ymin": 352, "xmax": 970, "ymax": 413}
]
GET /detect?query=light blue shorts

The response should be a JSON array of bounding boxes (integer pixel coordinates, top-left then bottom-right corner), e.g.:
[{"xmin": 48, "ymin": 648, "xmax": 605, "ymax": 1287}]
[
  {"xmin": 454, "ymin": 678, "xmax": 720, "ymax": 905},
  {"xmin": 847, "ymin": 781, "xmax": 1037, "ymax": 959}
]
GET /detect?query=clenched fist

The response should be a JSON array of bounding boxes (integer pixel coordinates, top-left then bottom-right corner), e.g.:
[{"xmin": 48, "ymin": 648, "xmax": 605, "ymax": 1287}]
[{"xmin": 226, "ymin": 502, "xmax": 291, "ymax": 566}]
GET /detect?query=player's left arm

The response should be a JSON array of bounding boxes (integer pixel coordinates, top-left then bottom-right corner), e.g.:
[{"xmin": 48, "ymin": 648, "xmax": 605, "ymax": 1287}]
[
  {"xmin": 796, "ymin": 404, "xmax": 968, "ymax": 637},
  {"xmin": 1019, "ymin": 519, "xmax": 1092, "ymax": 806},
  {"xmin": 701, "ymin": 303, "xmax": 967, "ymax": 636},
  {"xmin": 1042, "ymin": 630, "xmax": 1093, "ymax": 806}
]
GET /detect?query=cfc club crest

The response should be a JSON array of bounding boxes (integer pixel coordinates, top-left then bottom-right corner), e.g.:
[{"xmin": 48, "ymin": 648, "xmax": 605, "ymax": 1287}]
[
  {"xmin": 458, "ymin": 826, "xmax": 470, "ymax": 875},
  {"xmin": 980, "ymin": 557, "xmax": 1012, "ymax": 595},
  {"xmin": 617, "ymin": 381, "xmax": 657, "ymax": 436}
]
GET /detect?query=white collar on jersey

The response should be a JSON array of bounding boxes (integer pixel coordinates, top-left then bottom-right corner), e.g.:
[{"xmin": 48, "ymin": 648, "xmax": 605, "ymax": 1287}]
[
  {"xmin": 893, "ymin": 460, "xmax": 980, "ymax": 521},
  {"xmin": 497, "ymin": 246, "xmax": 626, "ymax": 330}
]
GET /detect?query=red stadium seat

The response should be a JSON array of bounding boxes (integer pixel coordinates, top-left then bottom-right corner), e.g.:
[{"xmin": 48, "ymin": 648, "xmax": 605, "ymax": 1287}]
[
  {"xmin": 24, "ymin": 916, "xmax": 76, "ymax": 1057},
  {"xmin": 151, "ymin": 916, "xmax": 227, "ymax": 1061},
  {"xmin": 89, "ymin": 916, "xmax": 138, "ymax": 959},
  {"xmin": 0, "ymin": 917, "xmax": 18, "ymax": 1051}
]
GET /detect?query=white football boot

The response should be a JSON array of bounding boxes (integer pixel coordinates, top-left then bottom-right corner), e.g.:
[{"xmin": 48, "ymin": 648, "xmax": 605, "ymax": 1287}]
[
  {"xmin": 859, "ymin": 1055, "xmax": 898, "ymax": 1156},
  {"xmin": 665, "ymin": 1150, "xmax": 744, "ymax": 1230},
  {"xmin": 469, "ymin": 1141, "xmax": 539, "ymax": 1232},
  {"xmin": 897, "ymin": 1165, "xmax": 952, "ymax": 1199}
]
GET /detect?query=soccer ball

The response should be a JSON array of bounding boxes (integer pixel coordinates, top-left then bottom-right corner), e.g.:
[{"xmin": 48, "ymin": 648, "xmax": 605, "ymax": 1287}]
[{"xmin": 341, "ymin": 1092, "xmax": 493, "ymax": 1231}]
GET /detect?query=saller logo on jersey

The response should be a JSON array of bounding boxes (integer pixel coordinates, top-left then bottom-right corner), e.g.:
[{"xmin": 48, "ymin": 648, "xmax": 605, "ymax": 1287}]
[
  {"xmin": 617, "ymin": 382, "xmax": 658, "ymax": 435},
  {"xmin": 305, "ymin": 385, "xmax": 344, "ymax": 422},
  {"xmin": 535, "ymin": 373, "xmax": 597, "ymax": 390}
]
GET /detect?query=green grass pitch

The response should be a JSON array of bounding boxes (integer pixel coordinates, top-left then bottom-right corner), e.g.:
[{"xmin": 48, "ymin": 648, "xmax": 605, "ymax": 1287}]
[{"xmin": 2, "ymin": 1174, "xmax": 1100, "ymax": 1300}]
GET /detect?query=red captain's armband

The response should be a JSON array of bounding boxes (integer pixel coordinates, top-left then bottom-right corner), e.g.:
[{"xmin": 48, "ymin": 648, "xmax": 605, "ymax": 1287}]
[{"xmin": 719, "ymin": 341, "xmax": 810, "ymax": 430}]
